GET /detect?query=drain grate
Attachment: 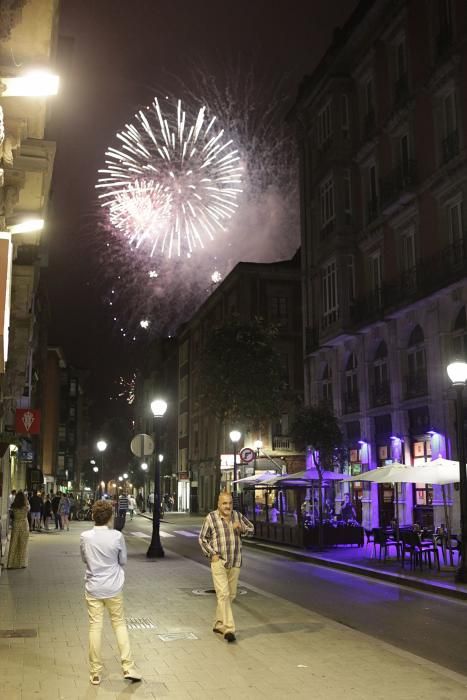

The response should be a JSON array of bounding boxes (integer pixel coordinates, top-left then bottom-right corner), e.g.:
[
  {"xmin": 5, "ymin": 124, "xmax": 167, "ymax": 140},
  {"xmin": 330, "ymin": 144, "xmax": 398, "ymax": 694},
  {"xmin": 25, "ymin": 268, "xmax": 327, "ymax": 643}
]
[
  {"xmin": 158, "ymin": 632, "xmax": 198, "ymax": 642},
  {"xmin": 0, "ymin": 628, "xmax": 37, "ymax": 638},
  {"xmin": 126, "ymin": 617, "xmax": 156, "ymax": 630},
  {"xmin": 191, "ymin": 587, "xmax": 248, "ymax": 596}
]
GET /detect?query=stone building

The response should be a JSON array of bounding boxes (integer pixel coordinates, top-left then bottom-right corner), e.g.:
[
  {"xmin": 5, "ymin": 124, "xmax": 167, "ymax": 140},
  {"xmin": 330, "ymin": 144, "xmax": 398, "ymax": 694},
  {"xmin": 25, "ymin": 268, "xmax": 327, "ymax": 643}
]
[{"xmin": 292, "ymin": 0, "xmax": 467, "ymax": 529}]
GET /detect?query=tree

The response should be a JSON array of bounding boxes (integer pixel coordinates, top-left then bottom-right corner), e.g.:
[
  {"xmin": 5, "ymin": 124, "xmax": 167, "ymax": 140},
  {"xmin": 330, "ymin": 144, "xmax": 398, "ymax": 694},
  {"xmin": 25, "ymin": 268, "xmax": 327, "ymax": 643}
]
[
  {"xmin": 199, "ymin": 316, "xmax": 284, "ymax": 500},
  {"xmin": 291, "ymin": 403, "xmax": 347, "ymax": 548}
]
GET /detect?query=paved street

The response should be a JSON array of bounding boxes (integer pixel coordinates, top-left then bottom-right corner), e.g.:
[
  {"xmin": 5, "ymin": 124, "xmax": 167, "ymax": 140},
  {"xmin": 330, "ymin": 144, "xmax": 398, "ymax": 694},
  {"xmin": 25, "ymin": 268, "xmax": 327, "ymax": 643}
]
[{"xmin": 1, "ymin": 515, "xmax": 467, "ymax": 699}]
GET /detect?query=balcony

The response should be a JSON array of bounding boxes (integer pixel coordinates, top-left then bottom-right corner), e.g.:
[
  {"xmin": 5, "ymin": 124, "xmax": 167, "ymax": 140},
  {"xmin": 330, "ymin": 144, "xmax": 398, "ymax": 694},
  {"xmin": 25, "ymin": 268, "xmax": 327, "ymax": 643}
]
[
  {"xmin": 305, "ymin": 326, "xmax": 320, "ymax": 355},
  {"xmin": 343, "ymin": 390, "xmax": 360, "ymax": 414},
  {"xmin": 272, "ymin": 436, "xmax": 295, "ymax": 451},
  {"xmin": 394, "ymin": 73, "xmax": 409, "ymax": 107},
  {"xmin": 370, "ymin": 382, "xmax": 391, "ymax": 408},
  {"xmin": 405, "ymin": 371, "xmax": 428, "ymax": 400},
  {"xmin": 320, "ymin": 218, "xmax": 335, "ymax": 241},
  {"xmin": 442, "ymin": 130, "xmax": 459, "ymax": 163},
  {"xmin": 321, "ymin": 309, "xmax": 340, "ymax": 331},
  {"xmin": 380, "ymin": 159, "xmax": 417, "ymax": 210}
]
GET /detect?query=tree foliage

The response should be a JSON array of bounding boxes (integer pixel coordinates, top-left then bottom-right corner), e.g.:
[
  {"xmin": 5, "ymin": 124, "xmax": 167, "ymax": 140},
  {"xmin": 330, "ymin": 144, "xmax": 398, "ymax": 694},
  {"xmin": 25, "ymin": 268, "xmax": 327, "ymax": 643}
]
[
  {"xmin": 291, "ymin": 404, "xmax": 346, "ymax": 470},
  {"xmin": 199, "ymin": 316, "xmax": 284, "ymax": 428}
]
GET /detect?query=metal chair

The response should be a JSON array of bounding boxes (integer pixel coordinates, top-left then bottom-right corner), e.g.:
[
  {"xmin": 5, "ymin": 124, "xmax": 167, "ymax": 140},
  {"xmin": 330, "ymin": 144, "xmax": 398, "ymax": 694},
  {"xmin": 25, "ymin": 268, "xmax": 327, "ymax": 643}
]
[{"xmin": 372, "ymin": 527, "xmax": 401, "ymax": 560}]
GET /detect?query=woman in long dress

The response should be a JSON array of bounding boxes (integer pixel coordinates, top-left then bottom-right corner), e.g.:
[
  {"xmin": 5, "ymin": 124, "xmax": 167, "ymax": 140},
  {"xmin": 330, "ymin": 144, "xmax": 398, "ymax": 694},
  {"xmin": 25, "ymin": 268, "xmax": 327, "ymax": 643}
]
[{"xmin": 7, "ymin": 491, "xmax": 30, "ymax": 569}]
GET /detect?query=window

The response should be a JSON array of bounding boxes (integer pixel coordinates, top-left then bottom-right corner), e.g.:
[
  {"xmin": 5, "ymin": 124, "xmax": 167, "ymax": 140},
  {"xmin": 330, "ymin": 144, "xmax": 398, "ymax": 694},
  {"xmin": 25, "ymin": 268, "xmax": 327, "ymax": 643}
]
[
  {"xmin": 179, "ymin": 375, "xmax": 188, "ymax": 401},
  {"xmin": 347, "ymin": 255, "xmax": 356, "ymax": 302},
  {"xmin": 179, "ymin": 340, "xmax": 189, "ymax": 366},
  {"xmin": 366, "ymin": 79, "xmax": 374, "ymax": 116},
  {"xmin": 367, "ymin": 163, "xmax": 379, "ymax": 222},
  {"xmin": 395, "ymin": 36, "xmax": 407, "ymax": 81},
  {"xmin": 344, "ymin": 169, "xmax": 352, "ymax": 224},
  {"xmin": 345, "ymin": 353, "xmax": 358, "ymax": 395},
  {"xmin": 374, "ymin": 341, "xmax": 389, "ymax": 387},
  {"xmin": 401, "ymin": 228, "xmax": 416, "ymax": 289},
  {"xmin": 369, "ymin": 251, "xmax": 382, "ymax": 305},
  {"xmin": 271, "ymin": 296, "xmax": 288, "ymax": 323},
  {"xmin": 448, "ymin": 197, "xmax": 463, "ymax": 243},
  {"xmin": 399, "ymin": 133, "xmax": 410, "ymax": 175},
  {"xmin": 321, "ymin": 260, "xmax": 338, "ymax": 327},
  {"xmin": 452, "ymin": 307, "xmax": 467, "ymax": 358},
  {"xmin": 341, "ymin": 95, "xmax": 349, "ymax": 137},
  {"xmin": 69, "ymin": 379, "xmax": 77, "ymax": 397},
  {"xmin": 407, "ymin": 325, "xmax": 427, "ymax": 397},
  {"xmin": 179, "ymin": 448, "xmax": 188, "ymax": 470},
  {"xmin": 320, "ymin": 175, "xmax": 335, "ymax": 231},
  {"xmin": 322, "ymin": 364, "xmax": 333, "ymax": 406},
  {"xmin": 441, "ymin": 90, "xmax": 458, "ymax": 162},
  {"xmin": 179, "ymin": 412, "xmax": 188, "ymax": 438},
  {"xmin": 318, "ymin": 101, "xmax": 332, "ymax": 147},
  {"xmin": 363, "ymin": 77, "xmax": 375, "ymax": 134},
  {"xmin": 278, "ymin": 353, "xmax": 290, "ymax": 386}
]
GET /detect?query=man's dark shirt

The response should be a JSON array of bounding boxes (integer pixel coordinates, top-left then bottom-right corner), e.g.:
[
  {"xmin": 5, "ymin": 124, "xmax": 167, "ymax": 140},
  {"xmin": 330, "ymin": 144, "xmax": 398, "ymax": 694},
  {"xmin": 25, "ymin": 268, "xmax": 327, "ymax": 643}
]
[{"xmin": 30, "ymin": 495, "xmax": 42, "ymax": 512}]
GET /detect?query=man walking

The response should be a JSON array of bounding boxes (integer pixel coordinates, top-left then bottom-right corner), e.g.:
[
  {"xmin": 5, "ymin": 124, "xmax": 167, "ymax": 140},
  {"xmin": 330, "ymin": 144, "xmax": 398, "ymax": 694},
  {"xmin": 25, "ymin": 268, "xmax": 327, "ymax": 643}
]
[
  {"xmin": 118, "ymin": 492, "xmax": 129, "ymax": 528},
  {"xmin": 80, "ymin": 500, "xmax": 141, "ymax": 686},
  {"xmin": 199, "ymin": 491, "xmax": 254, "ymax": 643}
]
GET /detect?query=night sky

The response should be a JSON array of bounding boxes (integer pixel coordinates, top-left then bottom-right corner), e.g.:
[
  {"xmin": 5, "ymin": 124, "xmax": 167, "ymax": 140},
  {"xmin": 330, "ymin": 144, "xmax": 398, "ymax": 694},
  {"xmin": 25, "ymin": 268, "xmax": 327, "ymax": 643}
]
[{"xmin": 47, "ymin": 0, "xmax": 358, "ymax": 430}]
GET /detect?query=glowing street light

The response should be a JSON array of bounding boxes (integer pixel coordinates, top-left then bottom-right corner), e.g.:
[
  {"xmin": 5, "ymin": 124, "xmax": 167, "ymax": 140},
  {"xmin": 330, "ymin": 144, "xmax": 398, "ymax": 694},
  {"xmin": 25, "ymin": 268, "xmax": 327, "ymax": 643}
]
[
  {"xmin": 230, "ymin": 430, "xmax": 241, "ymax": 493},
  {"xmin": 8, "ymin": 219, "xmax": 45, "ymax": 235},
  {"xmin": 447, "ymin": 360, "xmax": 467, "ymax": 582},
  {"xmin": 141, "ymin": 462, "xmax": 148, "ymax": 471},
  {"xmin": 147, "ymin": 398, "xmax": 168, "ymax": 559},
  {"xmin": 0, "ymin": 70, "xmax": 60, "ymax": 97},
  {"xmin": 96, "ymin": 440, "xmax": 107, "ymax": 498},
  {"xmin": 123, "ymin": 472, "xmax": 129, "ymax": 479}
]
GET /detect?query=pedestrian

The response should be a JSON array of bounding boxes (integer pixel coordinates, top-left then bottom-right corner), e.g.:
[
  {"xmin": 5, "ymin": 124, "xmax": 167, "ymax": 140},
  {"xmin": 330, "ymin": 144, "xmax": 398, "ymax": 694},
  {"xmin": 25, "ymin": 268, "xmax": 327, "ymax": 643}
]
[
  {"xmin": 42, "ymin": 494, "xmax": 52, "ymax": 530},
  {"xmin": 80, "ymin": 499, "xmax": 141, "ymax": 686},
  {"xmin": 128, "ymin": 494, "xmax": 136, "ymax": 520},
  {"xmin": 7, "ymin": 491, "xmax": 30, "ymax": 569},
  {"xmin": 198, "ymin": 491, "xmax": 254, "ymax": 643},
  {"xmin": 68, "ymin": 493, "xmax": 76, "ymax": 521},
  {"xmin": 136, "ymin": 492, "xmax": 144, "ymax": 512},
  {"xmin": 59, "ymin": 493, "xmax": 71, "ymax": 530},
  {"xmin": 52, "ymin": 492, "xmax": 62, "ymax": 530},
  {"xmin": 148, "ymin": 491, "xmax": 154, "ymax": 514},
  {"xmin": 29, "ymin": 490, "xmax": 43, "ymax": 531}
]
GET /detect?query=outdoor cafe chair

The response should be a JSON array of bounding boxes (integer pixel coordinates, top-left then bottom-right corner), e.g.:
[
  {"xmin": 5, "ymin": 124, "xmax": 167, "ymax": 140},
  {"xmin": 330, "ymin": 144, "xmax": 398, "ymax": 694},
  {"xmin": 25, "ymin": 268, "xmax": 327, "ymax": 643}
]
[
  {"xmin": 372, "ymin": 528, "xmax": 401, "ymax": 560},
  {"xmin": 401, "ymin": 530, "xmax": 440, "ymax": 571}
]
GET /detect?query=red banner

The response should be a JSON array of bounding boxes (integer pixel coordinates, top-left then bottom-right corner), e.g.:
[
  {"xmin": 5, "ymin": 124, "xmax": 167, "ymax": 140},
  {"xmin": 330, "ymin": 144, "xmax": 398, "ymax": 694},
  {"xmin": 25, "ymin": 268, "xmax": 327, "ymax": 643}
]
[{"xmin": 15, "ymin": 409, "xmax": 41, "ymax": 435}]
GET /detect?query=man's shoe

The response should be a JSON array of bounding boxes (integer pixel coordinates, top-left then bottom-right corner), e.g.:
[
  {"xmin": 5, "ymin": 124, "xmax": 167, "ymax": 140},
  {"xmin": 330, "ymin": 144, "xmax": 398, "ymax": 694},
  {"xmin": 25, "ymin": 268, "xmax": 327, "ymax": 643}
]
[
  {"xmin": 224, "ymin": 632, "xmax": 236, "ymax": 643},
  {"xmin": 212, "ymin": 628, "xmax": 223, "ymax": 635},
  {"xmin": 124, "ymin": 669, "xmax": 142, "ymax": 682},
  {"xmin": 90, "ymin": 674, "xmax": 101, "ymax": 685}
]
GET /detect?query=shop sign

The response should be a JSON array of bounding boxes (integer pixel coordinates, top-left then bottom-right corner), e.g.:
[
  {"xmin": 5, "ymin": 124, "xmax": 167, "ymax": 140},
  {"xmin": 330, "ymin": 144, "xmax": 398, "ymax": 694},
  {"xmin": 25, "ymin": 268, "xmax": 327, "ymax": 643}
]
[
  {"xmin": 178, "ymin": 471, "xmax": 189, "ymax": 480},
  {"xmin": 15, "ymin": 409, "xmax": 41, "ymax": 435}
]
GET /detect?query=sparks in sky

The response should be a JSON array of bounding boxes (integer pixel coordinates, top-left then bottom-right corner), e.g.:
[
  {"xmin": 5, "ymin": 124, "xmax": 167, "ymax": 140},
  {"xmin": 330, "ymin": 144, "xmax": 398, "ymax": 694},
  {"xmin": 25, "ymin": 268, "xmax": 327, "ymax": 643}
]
[{"xmin": 96, "ymin": 98, "xmax": 243, "ymax": 258}]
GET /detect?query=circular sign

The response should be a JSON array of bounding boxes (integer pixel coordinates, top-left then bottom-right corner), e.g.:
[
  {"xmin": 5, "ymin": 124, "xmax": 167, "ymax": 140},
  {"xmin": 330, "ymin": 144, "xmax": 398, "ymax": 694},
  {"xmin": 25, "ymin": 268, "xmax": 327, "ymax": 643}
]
[
  {"xmin": 130, "ymin": 433, "xmax": 154, "ymax": 457},
  {"xmin": 239, "ymin": 447, "xmax": 255, "ymax": 463}
]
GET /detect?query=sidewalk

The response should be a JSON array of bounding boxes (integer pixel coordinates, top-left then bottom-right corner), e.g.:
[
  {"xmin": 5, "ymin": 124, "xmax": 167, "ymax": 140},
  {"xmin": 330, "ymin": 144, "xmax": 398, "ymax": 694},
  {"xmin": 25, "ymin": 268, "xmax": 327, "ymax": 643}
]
[
  {"xmin": 142, "ymin": 512, "xmax": 467, "ymax": 601},
  {"xmin": 2, "ymin": 522, "xmax": 467, "ymax": 699}
]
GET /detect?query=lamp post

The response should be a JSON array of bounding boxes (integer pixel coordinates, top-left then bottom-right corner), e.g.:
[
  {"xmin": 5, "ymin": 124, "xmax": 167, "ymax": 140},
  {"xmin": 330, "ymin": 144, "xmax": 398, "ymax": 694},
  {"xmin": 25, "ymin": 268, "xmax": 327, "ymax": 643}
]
[
  {"xmin": 447, "ymin": 360, "xmax": 467, "ymax": 582},
  {"xmin": 147, "ymin": 398, "xmax": 167, "ymax": 558},
  {"xmin": 229, "ymin": 430, "xmax": 241, "ymax": 494},
  {"xmin": 96, "ymin": 440, "xmax": 107, "ymax": 498},
  {"xmin": 92, "ymin": 465, "xmax": 99, "ymax": 500},
  {"xmin": 141, "ymin": 462, "xmax": 148, "ymax": 510}
]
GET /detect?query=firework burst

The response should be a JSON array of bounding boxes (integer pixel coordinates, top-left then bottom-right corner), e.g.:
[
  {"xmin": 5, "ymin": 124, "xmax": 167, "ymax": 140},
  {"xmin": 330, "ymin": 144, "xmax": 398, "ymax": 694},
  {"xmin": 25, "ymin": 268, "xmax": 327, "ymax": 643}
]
[{"xmin": 96, "ymin": 98, "xmax": 243, "ymax": 258}]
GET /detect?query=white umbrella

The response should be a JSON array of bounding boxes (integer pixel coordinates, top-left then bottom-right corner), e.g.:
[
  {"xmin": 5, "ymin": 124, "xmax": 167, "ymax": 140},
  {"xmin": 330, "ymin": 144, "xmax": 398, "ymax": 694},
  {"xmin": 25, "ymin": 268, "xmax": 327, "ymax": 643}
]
[
  {"xmin": 343, "ymin": 459, "xmax": 460, "ymax": 486},
  {"xmin": 233, "ymin": 471, "xmax": 279, "ymax": 486},
  {"xmin": 275, "ymin": 469, "xmax": 344, "ymax": 485}
]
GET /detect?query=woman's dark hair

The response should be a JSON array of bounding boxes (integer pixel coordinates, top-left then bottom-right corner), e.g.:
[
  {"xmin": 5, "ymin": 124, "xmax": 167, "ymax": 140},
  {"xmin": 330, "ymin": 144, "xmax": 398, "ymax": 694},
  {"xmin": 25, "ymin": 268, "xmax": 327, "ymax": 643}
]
[
  {"xmin": 12, "ymin": 491, "xmax": 27, "ymax": 509},
  {"xmin": 92, "ymin": 499, "xmax": 114, "ymax": 526}
]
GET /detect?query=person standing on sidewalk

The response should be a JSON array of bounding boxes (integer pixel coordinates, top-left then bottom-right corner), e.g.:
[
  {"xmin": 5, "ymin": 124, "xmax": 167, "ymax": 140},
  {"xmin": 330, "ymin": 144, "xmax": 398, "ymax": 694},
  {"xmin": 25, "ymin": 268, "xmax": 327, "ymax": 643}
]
[
  {"xmin": 29, "ymin": 490, "xmax": 43, "ymax": 531},
  {"xmin": 128, "ymin": 494, "xmax": 136, "ymax": 520},
  {"xmin": 118, "ymin": 493, "xmax": 129, "ymax": 527},
  {"xmin": 199, "ymin": 491, "xmax": 254, "ymax": 643},
  {"xmin": 80, "ymin": 499, "xmax": 141, "ymax": 686},
  {"xmin": 52, "ymin": 492, "xmax": 62, "ymax": 530},
  {"xmin": 7, "ymin": 491, "xmax": 30, "ymax": 569}
]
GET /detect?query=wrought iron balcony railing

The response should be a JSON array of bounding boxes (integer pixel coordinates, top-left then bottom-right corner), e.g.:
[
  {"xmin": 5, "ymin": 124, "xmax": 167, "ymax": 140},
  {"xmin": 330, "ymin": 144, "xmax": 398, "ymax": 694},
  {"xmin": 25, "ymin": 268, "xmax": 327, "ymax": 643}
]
[
  {"xmin": 343, "ymin": 390, "xmax": 360, "ymax": 414},
  {"xmin": 370, "ymin": 381, "xmax": 391, "ymax": 407},
  {"xmin": 405, "ymin": 372, "xmax": 428, "ymax": 400}
]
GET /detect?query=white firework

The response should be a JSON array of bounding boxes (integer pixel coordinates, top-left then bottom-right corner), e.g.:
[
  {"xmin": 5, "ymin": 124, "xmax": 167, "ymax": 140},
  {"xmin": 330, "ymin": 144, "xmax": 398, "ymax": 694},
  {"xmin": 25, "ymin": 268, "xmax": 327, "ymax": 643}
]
[{"xmin": 96, "ymin": 98, "xmax": 243, "ymax": 258}]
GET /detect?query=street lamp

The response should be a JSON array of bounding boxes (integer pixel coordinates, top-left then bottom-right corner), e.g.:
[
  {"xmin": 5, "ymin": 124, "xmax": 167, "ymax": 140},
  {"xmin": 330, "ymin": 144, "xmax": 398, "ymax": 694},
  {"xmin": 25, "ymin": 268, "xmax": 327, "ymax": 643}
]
[
  {"xmin": 230, "ymin": 430, "xmax": 241, "ymax": 494},
  {"xmin": 447, "ymin": 360, "xmax": 467, "ymax": 582},
  {"xmin": 141, "ymin": 462, "xmax": 149, "ymax": 512},
  {"xmin": 147, "ymin": 398, "xmax": 168, "ymax": 558},
  {"xmin": 0, "ymin": 70, "xmax": 60, "ymax": 97},
  {"xmin": 96, "ymin": 440, "xmax": 107, "ymax": 498}
]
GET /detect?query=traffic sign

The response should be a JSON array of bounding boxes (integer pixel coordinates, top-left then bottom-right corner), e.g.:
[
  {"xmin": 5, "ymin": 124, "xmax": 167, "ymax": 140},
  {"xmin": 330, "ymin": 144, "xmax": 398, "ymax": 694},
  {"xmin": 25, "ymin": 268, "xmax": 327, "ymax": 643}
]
[
  {"xmin": 130, "ymin": 433, "xmax": 154, "ymax": 457},
  {"xmin": 239, "ymin": 447, "xmax": 255, "ymax": 463}
]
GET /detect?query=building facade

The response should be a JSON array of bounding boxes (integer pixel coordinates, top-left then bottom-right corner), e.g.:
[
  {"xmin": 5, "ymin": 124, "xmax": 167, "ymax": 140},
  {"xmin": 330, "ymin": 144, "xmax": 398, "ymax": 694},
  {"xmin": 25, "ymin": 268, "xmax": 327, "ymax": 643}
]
[
  {"xmin": 294, "ymin": 0, "xmax": 467, "ymax": 530},
  {"xmin": 178, "ymin": 255, "xmax": 304, "ymax": 514},
  {"xmin": 0, "ymin": 0, "xmax": 59, "ymax": 542}
]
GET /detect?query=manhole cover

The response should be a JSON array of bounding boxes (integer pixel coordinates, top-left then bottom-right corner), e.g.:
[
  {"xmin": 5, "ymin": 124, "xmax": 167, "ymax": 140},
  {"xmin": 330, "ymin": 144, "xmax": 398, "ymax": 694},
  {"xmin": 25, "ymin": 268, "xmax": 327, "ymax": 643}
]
[
  {"xmin": 158, "ymin": 632, "xmax": 198, "ymax": 642},
  {"xmin": 0, "ymin": 629, "xmax": 37, "ymax": 638},
  {"xmin": 191, "ymin": 588, "xmax": 248, "ymax": 596},
  {"xmin": 126, "ymin": 618, "xmax": 156, "ymax": 630}
]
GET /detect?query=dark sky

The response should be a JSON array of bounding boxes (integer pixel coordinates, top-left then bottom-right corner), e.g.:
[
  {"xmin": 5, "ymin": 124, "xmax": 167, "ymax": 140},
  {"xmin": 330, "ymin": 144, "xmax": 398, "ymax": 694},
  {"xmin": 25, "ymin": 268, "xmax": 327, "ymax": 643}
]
[{"xmin": 48, "ymin": 0, "xmax": 358, "ymax": 428}]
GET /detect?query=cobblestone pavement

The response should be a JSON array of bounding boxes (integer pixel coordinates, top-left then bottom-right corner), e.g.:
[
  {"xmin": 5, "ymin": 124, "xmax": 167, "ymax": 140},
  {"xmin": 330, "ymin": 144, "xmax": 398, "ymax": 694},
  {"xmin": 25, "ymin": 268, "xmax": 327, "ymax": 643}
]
[{"xmin": 1, "ymin": 521, "xmax": 467, "ymax": 700}]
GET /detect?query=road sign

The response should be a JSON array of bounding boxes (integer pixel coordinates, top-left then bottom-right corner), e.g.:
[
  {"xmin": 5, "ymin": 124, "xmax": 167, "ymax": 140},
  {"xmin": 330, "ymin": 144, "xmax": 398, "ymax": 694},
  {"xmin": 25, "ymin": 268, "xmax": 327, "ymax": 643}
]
[
  {"xmin": 130, "ymin": 433, "xmax": 154, "ymax": 457},
  {"xmin": 239, "ymin": 447, "xmax": 255, "ymax": 463}
]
